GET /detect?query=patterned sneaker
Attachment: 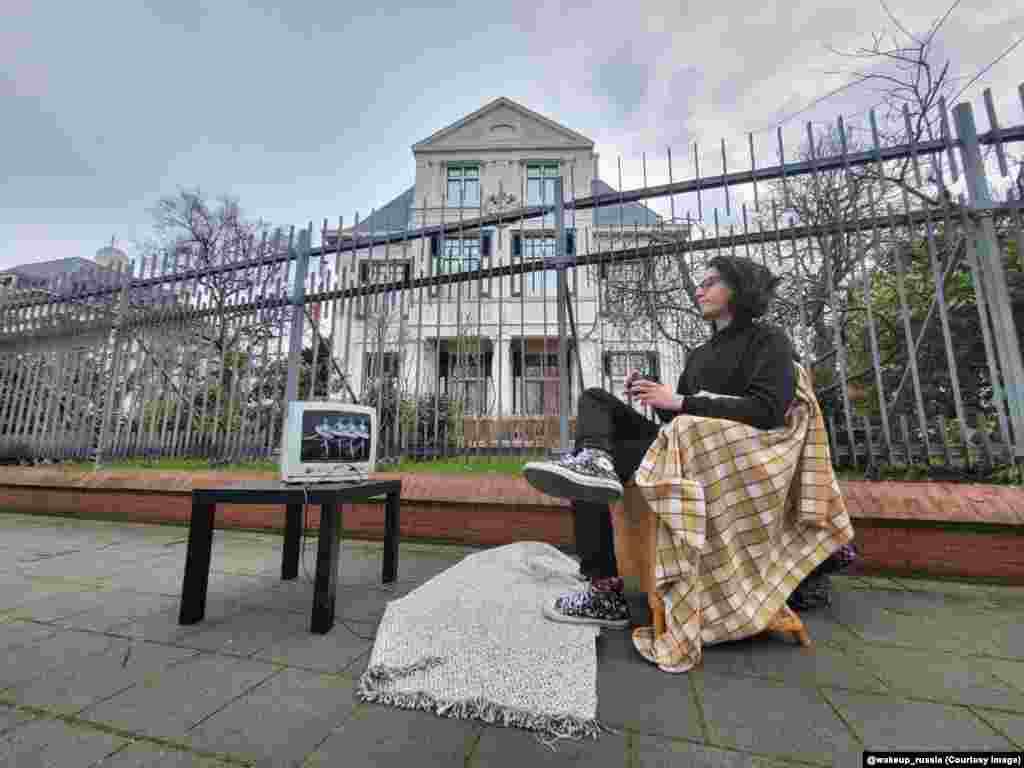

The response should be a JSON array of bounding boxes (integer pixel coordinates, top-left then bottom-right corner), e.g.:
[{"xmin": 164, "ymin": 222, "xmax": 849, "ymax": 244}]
[
  {"xmin": 543, "ymin": 577, "xmax": 631, "ymax": 629},
  {"xmin": 522, "ymin": 448, "xmax": 623, "ymax": 503}
]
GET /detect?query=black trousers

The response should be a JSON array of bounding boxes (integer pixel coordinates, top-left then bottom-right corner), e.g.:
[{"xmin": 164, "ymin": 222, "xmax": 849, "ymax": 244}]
[{"xmin": 573, "ymin": 387, "xmax": 662, "ymax": 579}]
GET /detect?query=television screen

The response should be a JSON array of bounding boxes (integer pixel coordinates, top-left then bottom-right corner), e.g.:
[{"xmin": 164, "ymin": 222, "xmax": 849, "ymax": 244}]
[{"xmin": 300, "ymin": 410, "xmax": 373, "ymax": 463}]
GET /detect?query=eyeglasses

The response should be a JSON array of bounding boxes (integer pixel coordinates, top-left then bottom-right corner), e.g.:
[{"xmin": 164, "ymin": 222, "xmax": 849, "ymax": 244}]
[{"xmin": 697, "ymin": 275, "xmax": 723, "ymax": 291}]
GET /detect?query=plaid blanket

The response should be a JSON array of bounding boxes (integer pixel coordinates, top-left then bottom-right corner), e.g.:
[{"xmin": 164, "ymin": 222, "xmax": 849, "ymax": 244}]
[{"xmin": 631, "ymin": 363, "xmax": 855, "ymax": 671}]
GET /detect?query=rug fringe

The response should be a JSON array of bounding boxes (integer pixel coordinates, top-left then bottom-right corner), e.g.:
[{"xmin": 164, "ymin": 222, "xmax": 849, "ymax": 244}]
[{"xmin": 358, "ymin": 660, "xmax": 609, "ymax": 750}]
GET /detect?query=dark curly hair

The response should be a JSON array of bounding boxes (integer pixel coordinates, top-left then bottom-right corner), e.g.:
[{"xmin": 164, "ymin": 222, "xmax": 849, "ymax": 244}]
[{"xmin": 706, "ymin": 255, "xmax": 782, "ymax": 322}]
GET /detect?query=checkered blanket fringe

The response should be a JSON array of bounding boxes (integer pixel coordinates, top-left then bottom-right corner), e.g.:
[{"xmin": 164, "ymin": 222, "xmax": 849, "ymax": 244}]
[{"xmin": 631, "ymin": 363, "xmax": 855, "ymax": 671}]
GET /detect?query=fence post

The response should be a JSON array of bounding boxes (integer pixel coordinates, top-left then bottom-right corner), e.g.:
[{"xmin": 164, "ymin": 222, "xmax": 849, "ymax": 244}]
[
  {"xmin": 953, "ymin": 102, "xmax": 1024, "ymax": 463},
  {"xmin": 553, "ymin": 178, "xmax": 572, "ymax": 455},
  {"xmin": 94, "ymin": 264, "xmax": 130, "ymax": 469},
  {"xmin": 282, "ymin": 226, "xmax": 311, "ymax": 441}
]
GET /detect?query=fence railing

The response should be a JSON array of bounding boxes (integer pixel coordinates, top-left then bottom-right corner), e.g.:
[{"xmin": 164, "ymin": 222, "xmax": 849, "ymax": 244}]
[{"xmin": 2, "ymin": 86, "xmax": 1023, "ymax": 479}]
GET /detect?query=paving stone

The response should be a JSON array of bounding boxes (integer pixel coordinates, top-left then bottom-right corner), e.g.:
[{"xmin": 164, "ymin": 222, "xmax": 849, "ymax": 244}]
[
  {"xmin": 699, "ymin": 633, "xmax": 888, "ymax": 693},
  {"xmin": 0, "ymin": 717, "xmax": 127, "ymax": 768},
  {"xmin": 252, "ymin": 621, "xmax": 374, "ymax": 672},
  {"xmin": 594, "ymin": 629, "xmax": 703, "ymax": 740},
  {"xmin": 186, "ymin": 667, "xmax": 357, "ymax": 765},
  {"xmin": 53, "ymin": 590, "xmax": 179, "ymax": 632},
  {"xmin": 94, "ymin": 742, "xmax": 231, "ymax": 767},
  {"xmin": 0, "ymin": 629, "xmax": 122, "ymax": 688},
  {"xmin": 106, "ymin": 598, "xmax": 254, "ymax": 644},
  {"xmin": 854, "ymin": 645, "xmax": 1024, "ymax": 710},
  {"xmin": 986, "ymin": 618, "xmax": 1024, "ymax": 660},
  {"xmin": 302, "ymin": 704, "xmax": 480, "ymax": 767},
  {"xmin": 341, "ymin": 648, "xmax": 373, "ymax": 677},
  {"xmin": 103, "ymin": 565, "xmax": 184, "ymax": 595},
  {"xmin": 0, "ymin": 618, "xmax": 57, "ymax": 651},
  {"xmin": 987, "ymin": 659, "xmax": 1024, "ymax": 699},
  {"xmin": 335, "ymin": 583, "xmax": 416, "ymax": 622},
  {"xmin": 11, "ymin": 638, "xmax": 197, "ymax": 715},
  {"xmin": 81, "ymin": 654, "xmax": 279, "ymax": 739},
  {"xmin": 825, "ymin": 589, "xmax": 1004, "ymax": 655},
  {"xmin": 7, "ymin": 588, "xmax": 111, "ymax": 622},
  {"xmin": 0, "ymin": 705, "xmax": 34, "ymax": 736},
  {"xmin": 791, "ymin": 611, "xmax": 862, "ymax": 652},
  {"xmin": 824, "ymin": 688, "xmax": 1016, "ymax": 750},
  {"xmin": 693, "ymin": 670, "xmax": 861, "ymax": 765},
  {"xmin": 470, "ymin": 721, "xmax": 628, "ymax": 767},
  {"xmin": 172, "ymin": 607, "xmax": 308, "ymax": 656},
  {"xmin": 972, "ymin": 709, "xmax": 1024, "ymax": 747},
  {"xmin": 633, "ymin": 734, "xmax": 778, "ymax": 767}
]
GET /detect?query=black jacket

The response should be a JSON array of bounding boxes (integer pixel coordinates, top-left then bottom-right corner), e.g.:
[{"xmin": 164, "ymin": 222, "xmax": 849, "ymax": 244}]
[{"xmin": 656, "ymin": 320, "xmax": 796, "ymax": 430}]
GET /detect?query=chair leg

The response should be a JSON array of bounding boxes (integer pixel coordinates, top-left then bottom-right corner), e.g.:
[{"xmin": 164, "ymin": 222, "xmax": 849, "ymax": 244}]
[
  {"xmin": 649, "ymin": 592, "xmax": 666, "ymax": 636},
  {"xmin": 767, "ymin": 603, "xmax": 813, "ymax": 647}
]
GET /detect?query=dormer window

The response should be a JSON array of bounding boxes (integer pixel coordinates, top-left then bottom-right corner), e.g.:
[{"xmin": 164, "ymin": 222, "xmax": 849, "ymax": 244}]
[{"xmin": 446, "ymin": 164, "xmax": 480, "ymax": 208}]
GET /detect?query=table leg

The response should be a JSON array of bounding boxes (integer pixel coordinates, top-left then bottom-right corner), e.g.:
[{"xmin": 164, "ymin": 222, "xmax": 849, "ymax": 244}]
[
  {"xmin": 311, "ymin": 502, "xmax": 340, "ymax": 634},
  {"xmin": 383, "ymin": 491, "xmax": 399, "ymax": 584},
  {"xmin": 282, "ymin": 503, "xmax": 302, "ymax": 580},
  {"xmin": 179, "ymin": 501, "xmax": 215, "ymax": 625}
]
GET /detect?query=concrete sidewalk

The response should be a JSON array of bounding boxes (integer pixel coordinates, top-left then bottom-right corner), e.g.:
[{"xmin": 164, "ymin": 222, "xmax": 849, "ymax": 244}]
[{"xmin": 0, "ymin": 511, "xmax": 1021, "ymax": 767}]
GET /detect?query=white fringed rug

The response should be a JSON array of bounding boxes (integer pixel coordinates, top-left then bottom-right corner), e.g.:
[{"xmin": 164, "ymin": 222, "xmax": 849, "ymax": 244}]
[{"xmin": 356, "ymin": 542, "xmax": 607, "ymax": 745}]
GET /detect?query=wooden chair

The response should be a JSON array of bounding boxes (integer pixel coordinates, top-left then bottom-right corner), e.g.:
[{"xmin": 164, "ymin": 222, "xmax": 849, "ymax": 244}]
[{"xmin": 612, "ymin": 483, "xmax": 812, "ymax": 648}]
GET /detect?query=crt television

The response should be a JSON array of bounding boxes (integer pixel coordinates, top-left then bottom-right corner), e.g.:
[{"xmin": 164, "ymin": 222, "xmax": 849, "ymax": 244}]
[{"xmin": 280, "ymin": 401, "xmax": 377, "ymax": 483}]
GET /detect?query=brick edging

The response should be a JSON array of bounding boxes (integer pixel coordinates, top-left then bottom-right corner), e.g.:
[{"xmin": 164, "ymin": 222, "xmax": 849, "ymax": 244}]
[{"xmin": 0, "ymin": 468, "xmax": 1022, "ymax": 582}]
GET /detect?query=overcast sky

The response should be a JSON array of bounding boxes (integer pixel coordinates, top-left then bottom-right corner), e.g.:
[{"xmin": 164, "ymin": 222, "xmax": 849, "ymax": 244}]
[{"xmin": 2, "ymin": 0, "xmax": 1021, "ymax": 270}]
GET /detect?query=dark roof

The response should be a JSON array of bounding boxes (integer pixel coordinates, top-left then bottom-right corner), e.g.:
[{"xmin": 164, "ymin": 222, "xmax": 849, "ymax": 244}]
[
  {"xmin": 591, "ymin": 179, "xmax": 662, "ymax": 227},
  {"xmin": 0, "ymin": 257, "xmax": 99, "ymax": 281},
  {"xmin": 352, "ymin": 186, "xmax": 416, "ymax": 235},
  {"xmin": 345, "ymin": 179, "xmax": 661, "ymax": 236}
]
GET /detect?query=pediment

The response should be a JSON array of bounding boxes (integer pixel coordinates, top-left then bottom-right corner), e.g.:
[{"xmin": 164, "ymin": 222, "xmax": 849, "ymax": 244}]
[{"xmin": 412, "ymin": 98, "xmax": 594, "ymax": 153}]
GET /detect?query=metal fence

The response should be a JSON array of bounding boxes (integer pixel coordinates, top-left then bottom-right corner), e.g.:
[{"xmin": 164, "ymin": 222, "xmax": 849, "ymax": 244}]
[{"xmin": 2, "ymin": 87, "xmax": 1023, "ymax": 477}]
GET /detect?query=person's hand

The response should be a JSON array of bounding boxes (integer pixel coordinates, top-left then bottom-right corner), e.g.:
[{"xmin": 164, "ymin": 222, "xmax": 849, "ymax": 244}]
[
  {"xmin": 630, "ymin": 379, "xmax": 682, "ymax": 411},
  {"xmin": 622, "ymin": 369, "xmax": 643, "ymax": 397}
]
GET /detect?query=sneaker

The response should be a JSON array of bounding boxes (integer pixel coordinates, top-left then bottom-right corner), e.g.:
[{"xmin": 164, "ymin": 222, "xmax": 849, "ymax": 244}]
[
  {"xmin": 543, "ymin": 578, "xmax": 631, "ymax": 629},
  {"xmin": 523, "ymin": 448, "xmax": 623, "ymax": 503}
]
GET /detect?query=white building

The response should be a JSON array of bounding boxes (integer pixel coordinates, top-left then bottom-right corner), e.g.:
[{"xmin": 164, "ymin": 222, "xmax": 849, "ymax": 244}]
[{"xmin": 323, "ymin": 98, "xmax": 689, "ymax": 442}]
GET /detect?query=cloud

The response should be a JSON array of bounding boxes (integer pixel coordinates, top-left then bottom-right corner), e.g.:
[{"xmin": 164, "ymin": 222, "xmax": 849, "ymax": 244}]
[{"xmin": 2, "ymin": 0, "xmax": 1021, "ymax": 269}]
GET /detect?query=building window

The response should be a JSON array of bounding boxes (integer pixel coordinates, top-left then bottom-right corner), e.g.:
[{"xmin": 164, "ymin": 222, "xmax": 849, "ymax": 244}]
[
  {"xmin": 438, "ymin": 339, "xmax": 492, "ymax": 415},
  {"xmin": 510, "ymin": 232, "xmax": 575, "ymax": 297},
  {"xmin": 364, "ymin": 351, "xmax": 401, "ymax": 392},
  {"xmin": 511, "ymin": 341, "xmax": 574, "ymax": 415},
  {"xmin": 358, "ymin": 260, "xmax": 411, "ymax": 317},
  {"xmin": 439, "ymin": 237, "xmax": 480, "ymax": 275},
  {"xmin": 526, "ymin": 163, "xmax": 560, "ymax": 205},
  {"xmin": 447, "ymin": 164, "xmax": 480, "ymax": 208},
  {"xmin": 604, "ymin": 351, "xmax": 659, "ymax": 395}
]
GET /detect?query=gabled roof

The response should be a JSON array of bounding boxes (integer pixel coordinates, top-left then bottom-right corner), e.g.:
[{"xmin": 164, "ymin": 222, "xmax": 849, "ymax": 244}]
[{"xmin": 412, "ymin": 97, "xmax": 595, "ymax": 152}]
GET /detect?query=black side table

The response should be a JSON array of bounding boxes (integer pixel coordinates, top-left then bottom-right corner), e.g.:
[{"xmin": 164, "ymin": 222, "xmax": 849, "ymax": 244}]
[{"xmin": 178, "ymin": 479, "xmax": 402, "ymax": 634}]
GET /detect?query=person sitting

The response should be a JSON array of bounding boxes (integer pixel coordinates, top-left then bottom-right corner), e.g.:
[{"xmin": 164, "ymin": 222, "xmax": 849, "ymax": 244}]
[{"xmin": 522, "ymin": 255, "xmax": 854, "ymax": 672}]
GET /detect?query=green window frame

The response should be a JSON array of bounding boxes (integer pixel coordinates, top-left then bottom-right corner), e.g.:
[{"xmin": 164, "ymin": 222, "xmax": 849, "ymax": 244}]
[{"xmin": 447, "ymin": 164, "xmax": 480, "ymax": 208}]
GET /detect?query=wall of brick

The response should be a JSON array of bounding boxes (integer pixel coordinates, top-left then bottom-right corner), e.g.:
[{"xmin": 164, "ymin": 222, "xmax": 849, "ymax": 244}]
[{"xmin": 0, "ymin": 469, "xmax": 1021, "ymax": 582}]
